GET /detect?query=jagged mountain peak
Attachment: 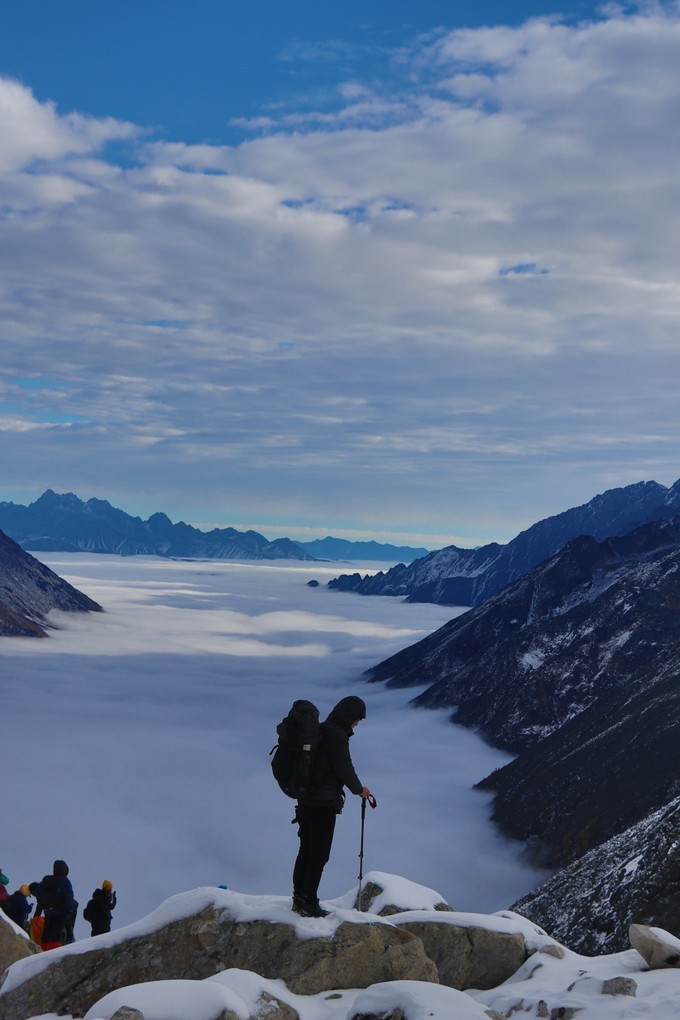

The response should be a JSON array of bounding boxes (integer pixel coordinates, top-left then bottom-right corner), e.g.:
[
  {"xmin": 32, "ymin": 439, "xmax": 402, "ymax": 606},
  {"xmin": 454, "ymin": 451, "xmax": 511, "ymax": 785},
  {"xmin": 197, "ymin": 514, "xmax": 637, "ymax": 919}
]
[
  {"xmin": 0, "ymin": 527, "xmax": 102, "ymax": 637},
  {"xmin": 0, "ymin": 491, "xmax": 315, "ymax": 562},
  {"xmin": 329, "ymin": 476, "xmax": 680, "ymax": 606}
]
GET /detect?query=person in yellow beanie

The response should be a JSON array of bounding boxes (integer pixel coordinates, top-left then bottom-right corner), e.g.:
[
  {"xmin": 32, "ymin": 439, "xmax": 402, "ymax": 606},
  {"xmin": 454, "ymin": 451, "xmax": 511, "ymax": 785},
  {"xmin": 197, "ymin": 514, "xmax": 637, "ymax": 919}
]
[
  {"xmin": 83, "ymin": 880, "xmax": 117, "ymax": 936},
  {"xmin": 1, "ymin": 884, "xmax": 32, "ymax": 930}
]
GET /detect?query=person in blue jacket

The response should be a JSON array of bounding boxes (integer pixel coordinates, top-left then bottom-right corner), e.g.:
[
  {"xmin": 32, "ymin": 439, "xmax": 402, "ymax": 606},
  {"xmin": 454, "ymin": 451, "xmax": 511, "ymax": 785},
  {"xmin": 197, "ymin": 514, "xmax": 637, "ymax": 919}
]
[
  {"xmin": 36, "ymin": 859, "xmax": 77, "ymax": 947},
  {"xmin": 1, "ymin": 884, "xmax": 32, "ymax": 930}
]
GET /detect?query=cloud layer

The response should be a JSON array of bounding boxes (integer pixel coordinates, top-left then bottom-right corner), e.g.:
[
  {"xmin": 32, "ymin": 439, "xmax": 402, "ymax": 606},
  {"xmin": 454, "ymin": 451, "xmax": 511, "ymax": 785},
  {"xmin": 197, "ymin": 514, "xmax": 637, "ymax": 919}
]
[
  {"xmin": 1, "ymin": 6, "xmax": 680, "ymax": 543},
  {"xmin": 0, "ymin": 555, "xmax": 543, "ymax": 932}
]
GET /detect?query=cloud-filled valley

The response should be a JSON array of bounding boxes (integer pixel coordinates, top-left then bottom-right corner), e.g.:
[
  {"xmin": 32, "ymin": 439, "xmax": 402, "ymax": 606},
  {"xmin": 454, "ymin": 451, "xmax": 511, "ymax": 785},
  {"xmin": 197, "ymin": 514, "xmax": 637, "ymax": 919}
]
[{"xmin": 0, "ymin": 555, "xmax": 545, "ymax": 936}]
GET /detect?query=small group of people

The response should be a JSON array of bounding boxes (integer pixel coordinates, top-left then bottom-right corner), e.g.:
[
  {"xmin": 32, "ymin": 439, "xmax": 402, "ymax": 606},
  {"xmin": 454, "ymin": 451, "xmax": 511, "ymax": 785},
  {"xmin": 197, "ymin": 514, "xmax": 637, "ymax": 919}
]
[
  {"xmin": 3, "ymin": 693, "xmax": 371, "ymax": 944},
  {"xmin": 0, "ymin": 861, "xmax": 116, "ymax": 950}
]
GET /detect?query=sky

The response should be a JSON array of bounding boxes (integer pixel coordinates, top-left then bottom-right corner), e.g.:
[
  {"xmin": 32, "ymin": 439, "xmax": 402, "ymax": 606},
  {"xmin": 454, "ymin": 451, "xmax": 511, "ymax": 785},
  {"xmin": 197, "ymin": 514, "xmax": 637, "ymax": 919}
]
[
  {"xmin": 1, "ymin": 1, "xmax": 680, "ymax": 549},
  {"xmin": 0, "ymin": 555, "xmax": 544, "ymax": 936}
]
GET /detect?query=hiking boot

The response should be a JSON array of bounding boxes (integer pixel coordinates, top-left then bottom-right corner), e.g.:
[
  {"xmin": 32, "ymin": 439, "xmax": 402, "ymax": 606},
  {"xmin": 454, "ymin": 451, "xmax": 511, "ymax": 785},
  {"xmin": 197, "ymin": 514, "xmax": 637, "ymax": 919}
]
[{"xmin": 292, "ymin": 895, "xmax": 330, "ymax": 918}]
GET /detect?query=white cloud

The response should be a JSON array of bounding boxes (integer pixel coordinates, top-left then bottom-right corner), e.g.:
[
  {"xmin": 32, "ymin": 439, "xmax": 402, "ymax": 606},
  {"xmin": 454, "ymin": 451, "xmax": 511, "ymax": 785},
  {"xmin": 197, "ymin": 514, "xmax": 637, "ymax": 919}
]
[{"xmin": 1, "ymin": 9, "xmax": 680, "ymax": 540}]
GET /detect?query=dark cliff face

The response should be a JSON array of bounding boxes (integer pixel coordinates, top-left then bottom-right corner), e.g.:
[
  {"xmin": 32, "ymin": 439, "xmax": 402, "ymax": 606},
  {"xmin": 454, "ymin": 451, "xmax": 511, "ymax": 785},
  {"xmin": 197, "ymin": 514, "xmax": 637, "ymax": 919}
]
[
  {"xmin": 477, "ymin": 661, "xmax": 680, "ymax": 867},
  {"xmin": 365, "ymin": 514, "xmax": 680, "ymax": 868},
  {"xmin": 511, "ymin": 796, "xmax": 680, "ymax": 955},
  {"xmin": 0, "ymin": 528, "xmax": 103, "ymax": 637},
  {"xmin": 0, "ymin": 490, "xmax": 314, "ymax": 561},
  {"xmin": 329, "ymin": 478, "xmax": 680, "ymax": 606}
]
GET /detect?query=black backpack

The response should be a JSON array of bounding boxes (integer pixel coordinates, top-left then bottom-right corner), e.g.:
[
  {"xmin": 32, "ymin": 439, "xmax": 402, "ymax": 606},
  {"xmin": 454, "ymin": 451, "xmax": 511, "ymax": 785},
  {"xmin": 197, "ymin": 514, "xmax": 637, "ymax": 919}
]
[
  {"xmin": 270, "ymin": 700, "xmax": 320, "ymax": 799},
  {"xmin": 38, "ymin": 874, "xmax": 64, "ymax": 912}
]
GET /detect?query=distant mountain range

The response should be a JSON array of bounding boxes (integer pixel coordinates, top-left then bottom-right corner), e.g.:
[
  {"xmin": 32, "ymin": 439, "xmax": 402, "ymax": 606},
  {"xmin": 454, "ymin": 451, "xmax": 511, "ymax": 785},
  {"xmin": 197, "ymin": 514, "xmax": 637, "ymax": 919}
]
[
  {"xmin": 0, "ymin": 491, "xmax": 429, "ymax": 563},
  {"xmin": 295, "ymin": 536, "xmax": 429, "ymax": 562},
  {"xmin": 329, "ymin": 478, "xmax": 680, "ymax": 605},
  {"xmin": 0, "ymin": 527, "xmax": 102, "ymax": 636},
  {"xmin": 0, "ymin": 490, "xmax": 314, "ymax": 560},
  {"xmin": 364, "ymin": 509, "xmax": 680, "ymax": 946}
]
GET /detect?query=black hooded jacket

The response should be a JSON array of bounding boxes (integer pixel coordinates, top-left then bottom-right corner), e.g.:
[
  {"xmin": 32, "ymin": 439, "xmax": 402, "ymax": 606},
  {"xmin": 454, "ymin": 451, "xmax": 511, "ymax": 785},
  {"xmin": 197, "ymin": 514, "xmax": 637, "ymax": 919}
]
[{"xmin": 302, "ymin": 696, "xmax": 365, "ymax": 812}]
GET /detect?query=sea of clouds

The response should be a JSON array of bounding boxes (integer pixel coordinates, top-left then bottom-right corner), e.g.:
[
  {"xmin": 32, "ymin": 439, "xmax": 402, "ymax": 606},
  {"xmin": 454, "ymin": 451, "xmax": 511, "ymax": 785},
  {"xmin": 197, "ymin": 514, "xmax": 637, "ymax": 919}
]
[{"xmin": 0, "ymin": 554, "xmax": 546, "ymax": 936}]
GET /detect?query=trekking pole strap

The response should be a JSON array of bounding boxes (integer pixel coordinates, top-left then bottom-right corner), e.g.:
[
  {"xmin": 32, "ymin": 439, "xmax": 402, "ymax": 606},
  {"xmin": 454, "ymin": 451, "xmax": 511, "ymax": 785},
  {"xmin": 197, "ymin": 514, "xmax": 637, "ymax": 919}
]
[{"xmin": 364, "ymin": 793, "xmax": 377, "ymax": 809}]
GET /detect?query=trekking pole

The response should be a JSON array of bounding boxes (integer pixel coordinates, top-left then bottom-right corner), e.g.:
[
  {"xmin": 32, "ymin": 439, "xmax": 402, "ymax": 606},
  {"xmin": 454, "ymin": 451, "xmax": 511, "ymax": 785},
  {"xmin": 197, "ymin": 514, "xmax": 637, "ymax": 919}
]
[{"xmin": 357, "ymin": 793, "xmax": 377, "ymax": 906}]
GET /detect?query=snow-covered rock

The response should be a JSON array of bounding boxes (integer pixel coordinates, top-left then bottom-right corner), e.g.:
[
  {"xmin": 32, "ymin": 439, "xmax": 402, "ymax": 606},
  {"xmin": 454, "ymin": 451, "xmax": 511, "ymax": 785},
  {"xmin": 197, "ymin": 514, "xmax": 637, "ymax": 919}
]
[
  {"xmin": 629, "ymin": 924, "xmax": 680, "ymax": 969},
  {"xmin": 3, "ymin": 875, "xmax": 680, "ymax": 1020},
  {"xmin": 0, "ymin": 913, "xmax": 39, "ymax": 973},
  {"xmin": 0, "ymin": 877, "xmax": 536, "ymax": 1020}
]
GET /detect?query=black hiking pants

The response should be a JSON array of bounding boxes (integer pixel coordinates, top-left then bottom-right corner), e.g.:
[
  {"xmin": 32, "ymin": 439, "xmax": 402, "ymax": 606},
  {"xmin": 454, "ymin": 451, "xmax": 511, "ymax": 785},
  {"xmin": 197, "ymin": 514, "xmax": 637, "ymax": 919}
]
[
  {"xmin": 42, "ymin": 910, "xmax": 67, "ymax": 945},
  {"xmin": 293, "ymin": 802, "xmax": 337, "ymax": 904}
]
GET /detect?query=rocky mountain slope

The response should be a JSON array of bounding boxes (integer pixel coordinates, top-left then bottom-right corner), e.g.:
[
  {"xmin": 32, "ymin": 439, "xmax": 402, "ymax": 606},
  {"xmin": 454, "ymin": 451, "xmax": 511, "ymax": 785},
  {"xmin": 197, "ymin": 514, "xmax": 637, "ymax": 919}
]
[
  {"xmin": 365, "ymin": 514, "xmax": 680, "ymax": 868},
  {"xmin": 0, "ymin": 528, "xmax": 103, "ymax": 637},
  {"xmin": 329, "ymin": 478, "xmax": 680, "ymax": 606},
  {"xmin": 0, "ymin": 490, "xmax": 313, "ymax": 561},
  {"xmin": 367, "ymin": 515, "xmax": 680, "ymax": 748},
  {"xmin": 477, "ymin": 656, "xmax": 680, "ymax": 867},
  {"xmin": 512, "ymin": 796, "xmax": 680, "ymax": 955}
]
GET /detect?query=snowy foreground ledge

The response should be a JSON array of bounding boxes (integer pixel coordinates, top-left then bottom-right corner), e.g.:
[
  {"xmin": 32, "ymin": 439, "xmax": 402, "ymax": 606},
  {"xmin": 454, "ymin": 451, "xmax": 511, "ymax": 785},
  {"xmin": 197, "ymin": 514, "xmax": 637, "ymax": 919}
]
[{"xmin": 1, "ymin": 872, "xmax": 679, "ymax": 1020}]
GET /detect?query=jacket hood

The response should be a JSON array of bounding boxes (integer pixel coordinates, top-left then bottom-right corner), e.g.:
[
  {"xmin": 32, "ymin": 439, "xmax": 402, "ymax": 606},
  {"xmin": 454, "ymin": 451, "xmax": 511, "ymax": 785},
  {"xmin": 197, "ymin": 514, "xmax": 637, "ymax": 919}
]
[{"xmin": 326, "ymin": 696, "xmax": 366, "ymax": 731}]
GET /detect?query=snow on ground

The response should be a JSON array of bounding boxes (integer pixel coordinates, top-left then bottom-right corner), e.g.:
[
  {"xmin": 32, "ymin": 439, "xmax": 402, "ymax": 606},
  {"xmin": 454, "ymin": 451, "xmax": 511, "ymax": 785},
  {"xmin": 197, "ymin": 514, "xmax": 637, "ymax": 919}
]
[{"xmin": 3, "ymin": 874, "xmax": 679, "ymax": 1020}]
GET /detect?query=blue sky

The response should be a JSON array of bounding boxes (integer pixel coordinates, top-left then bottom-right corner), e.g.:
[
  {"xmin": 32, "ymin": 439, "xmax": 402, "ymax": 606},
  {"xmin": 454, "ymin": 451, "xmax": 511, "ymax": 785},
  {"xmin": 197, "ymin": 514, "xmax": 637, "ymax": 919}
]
[{"xmin": 1, "ymin": 0, "xmax": 680, "ymax": 548}]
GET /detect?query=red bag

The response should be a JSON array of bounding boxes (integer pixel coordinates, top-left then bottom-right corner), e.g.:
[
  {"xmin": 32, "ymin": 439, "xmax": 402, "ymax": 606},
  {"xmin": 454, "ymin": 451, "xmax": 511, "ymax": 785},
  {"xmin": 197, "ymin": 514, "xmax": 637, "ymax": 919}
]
[{"xmin": 29, "ymin": 914, "xmax": 45, "ymax": 946}]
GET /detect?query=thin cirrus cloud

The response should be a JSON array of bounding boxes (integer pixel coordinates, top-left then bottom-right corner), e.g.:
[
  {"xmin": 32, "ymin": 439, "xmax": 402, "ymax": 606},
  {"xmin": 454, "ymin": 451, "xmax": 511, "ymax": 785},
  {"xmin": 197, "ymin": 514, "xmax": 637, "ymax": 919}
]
[{"xmin": 1, "ymin": 7, "xmax": 680, "ymax": 544}]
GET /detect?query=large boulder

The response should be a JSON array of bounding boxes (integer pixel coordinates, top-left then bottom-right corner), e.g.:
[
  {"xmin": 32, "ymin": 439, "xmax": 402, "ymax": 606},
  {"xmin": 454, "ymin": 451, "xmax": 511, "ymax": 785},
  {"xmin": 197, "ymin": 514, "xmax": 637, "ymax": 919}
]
[
  {"xmin": 394, "ymin": 916, "xmax": 527, "ymax": 990},
  {"xmin": 0, "ymin": 915, "xmax": 39, "ymax": 974},
  {"xmin": 0, "ymin": 892, "xmax": 438, "ymax": 1020},
  {"xmin": 629, "ymin": 923, "xmax": 680, "ymax": 969}
]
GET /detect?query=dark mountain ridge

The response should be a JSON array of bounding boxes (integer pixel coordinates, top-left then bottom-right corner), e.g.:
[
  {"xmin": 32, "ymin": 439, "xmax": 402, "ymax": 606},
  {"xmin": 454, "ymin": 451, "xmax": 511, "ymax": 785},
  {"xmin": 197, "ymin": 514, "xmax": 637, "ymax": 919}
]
[
  {"xmin": 0, "ymin": 528, "xmax": 102, "ymax": 636},
  {"xmin": 330, "ymin": 478, "xmax": 680, "ymax": 606},
  {"xmin": 365, "ymin": 512, "xmax": 680, "ymax": 870},
  {"xmin": 0, "ymin": 490, "xmax": 313, "ymax": 561},
  {"xmin": 366, "ymin": 514, "xmax": 680, "ymax": 750},
  {"xmin": 296, "ymin": 536, "xmax": 429, "ymax": 562},
  {"xmin": 0, "ymin": 491, "xmax": 429, "ymax": 564}
]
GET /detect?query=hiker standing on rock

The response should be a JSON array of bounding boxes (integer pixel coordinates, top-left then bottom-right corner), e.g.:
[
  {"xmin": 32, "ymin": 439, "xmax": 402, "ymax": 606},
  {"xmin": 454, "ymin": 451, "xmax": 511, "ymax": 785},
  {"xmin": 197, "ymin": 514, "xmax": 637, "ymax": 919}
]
[
  {"xmin": 35, "ymin": 859, "xmax": 77, "ymax": 949},
  {"xmin": 83, "ymin": 879, "xmax": 117, "ymax": 936},
  {"xmin": 292, "ymin": 695, "xmax": 374, "ymax": 918}
]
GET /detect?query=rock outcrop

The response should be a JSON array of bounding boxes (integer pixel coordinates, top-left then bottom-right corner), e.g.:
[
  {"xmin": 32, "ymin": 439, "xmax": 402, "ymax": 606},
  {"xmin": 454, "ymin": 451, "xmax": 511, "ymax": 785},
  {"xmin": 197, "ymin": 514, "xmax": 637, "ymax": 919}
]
[
  {"xmin": 0, "ymin": 886, "xmax": 533, "ymax": 1020},
  {"xmin": 6, "ymin": 879, "xmax": 679, "ymax": 1020},
  {"xmin": 0, "ymin": 917, "xmax": 39, "ymax": 974},
  {"xmin": 394, "ymin": 917, "xmax": 526, "ymax": 991},
  {"xmin": 629, "ymin": 923, "xmax": 680, "ymax": 969}
]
